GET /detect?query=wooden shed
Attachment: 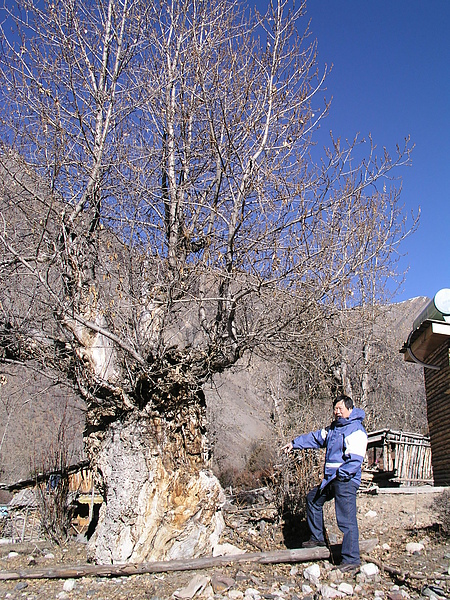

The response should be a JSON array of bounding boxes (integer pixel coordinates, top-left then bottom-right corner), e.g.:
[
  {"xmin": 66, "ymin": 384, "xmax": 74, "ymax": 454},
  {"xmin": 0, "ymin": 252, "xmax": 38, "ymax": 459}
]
[
  {"xmin": 0, "ymin": 460, "xmax": 102, "ymax": 541},
  {"xmin": 365, "ymin": 429, "xmax": 433, "ymax": 487},
  {"xmin": 401, "ymin": 288, "xmax": 450, "ymax": 486}
]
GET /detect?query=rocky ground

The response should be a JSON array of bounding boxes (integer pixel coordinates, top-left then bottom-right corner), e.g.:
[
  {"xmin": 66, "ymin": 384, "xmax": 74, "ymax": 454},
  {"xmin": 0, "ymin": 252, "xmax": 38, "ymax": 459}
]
[{"xmin": 0, "ymin": 488, "xmax": 448, "ymax": 600}]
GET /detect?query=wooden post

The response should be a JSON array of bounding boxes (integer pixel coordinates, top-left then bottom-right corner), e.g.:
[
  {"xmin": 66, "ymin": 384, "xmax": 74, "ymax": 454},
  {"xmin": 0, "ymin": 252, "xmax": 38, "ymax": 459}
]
[{"xmin": 88, "ymin": 485, "xmax": 95, "ymax": 525}]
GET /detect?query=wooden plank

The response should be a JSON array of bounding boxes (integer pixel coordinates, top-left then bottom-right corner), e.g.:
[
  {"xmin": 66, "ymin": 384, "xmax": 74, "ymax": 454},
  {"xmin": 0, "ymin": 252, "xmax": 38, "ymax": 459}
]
[
  {"xmin": 376, "ymin": 486, "xmax": 446, "ymax": 494},
  {"xmin": 410, "ymin": 322, "xmax": 450, "ymax": 362}
]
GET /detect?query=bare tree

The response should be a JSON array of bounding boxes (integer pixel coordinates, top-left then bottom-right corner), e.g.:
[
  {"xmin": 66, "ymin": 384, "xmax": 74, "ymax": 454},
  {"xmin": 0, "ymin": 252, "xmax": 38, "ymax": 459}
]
[
  {"xmin": 0, "ymin": 0, "xmax": 416, "ymax": 563},
  {"xmin": 279, "ymin": 294, "xmax": 428, "ymax": 439}
]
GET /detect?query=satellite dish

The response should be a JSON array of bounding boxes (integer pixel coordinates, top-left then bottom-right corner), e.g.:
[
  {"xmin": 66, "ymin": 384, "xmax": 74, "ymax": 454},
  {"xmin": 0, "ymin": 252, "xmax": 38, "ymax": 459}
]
[{"xmin": 413, "ymin": 288, "xmax": 450, "ymax": 331}]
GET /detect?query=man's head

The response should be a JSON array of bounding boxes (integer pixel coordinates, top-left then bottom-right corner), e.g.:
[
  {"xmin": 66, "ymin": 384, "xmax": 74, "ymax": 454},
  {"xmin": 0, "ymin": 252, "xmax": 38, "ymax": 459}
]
[{"xmin": 333, "ymin": 395, "xmax": 354, "ymax": 419}]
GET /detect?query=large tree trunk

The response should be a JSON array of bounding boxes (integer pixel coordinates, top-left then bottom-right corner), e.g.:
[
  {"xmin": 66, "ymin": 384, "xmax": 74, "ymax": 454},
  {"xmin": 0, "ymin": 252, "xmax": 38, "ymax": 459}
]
[{"xmin": 85, "ymin": 399, "xmax": 225, "ymax": 564}]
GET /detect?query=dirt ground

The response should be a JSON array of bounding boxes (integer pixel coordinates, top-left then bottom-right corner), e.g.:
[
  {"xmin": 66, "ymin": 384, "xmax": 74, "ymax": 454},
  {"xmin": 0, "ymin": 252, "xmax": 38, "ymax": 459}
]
[{"xmin": 0, "ymin": 489, "xmax": 448, "ymax": 600}]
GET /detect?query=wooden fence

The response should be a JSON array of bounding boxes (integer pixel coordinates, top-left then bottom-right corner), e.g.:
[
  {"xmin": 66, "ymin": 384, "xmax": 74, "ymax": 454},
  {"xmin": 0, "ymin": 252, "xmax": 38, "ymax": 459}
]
[{"xmin": 366, "ymin": 429, "xmax": 433, "ymax": 486}]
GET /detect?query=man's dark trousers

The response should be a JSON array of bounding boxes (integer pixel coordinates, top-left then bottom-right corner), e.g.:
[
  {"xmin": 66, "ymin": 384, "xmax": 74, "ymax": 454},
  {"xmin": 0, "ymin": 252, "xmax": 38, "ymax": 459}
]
[{"xmin": 306, "ymin": 479, "xmax": 360, "ymax": 565}]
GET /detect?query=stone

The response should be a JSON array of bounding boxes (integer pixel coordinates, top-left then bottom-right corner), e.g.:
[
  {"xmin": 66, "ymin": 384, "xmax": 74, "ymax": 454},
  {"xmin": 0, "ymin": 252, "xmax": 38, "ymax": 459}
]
[
  {"xmin": 382, "ymin": 543, "xmax": 391, "ymax": 551},
  {"xmin": 365, "ymin": 510, "xmax": 377, "ymax": 518},
  {"xmin": 14, "ymin": 582, "xmax": 28, "ymax": 591},
  {"xmin": 173, "ymin": 574, "xmax": 210, "ymax": 599},
  {"xmin": 211, "ymin": 574, "xmax": 235, "ymax": 593},
  {"xmin": 213, "ymin": 542, "xmax": 244, "ymax": 556},
  {"xmin": 304, "ymin": 563, "xmax": 321, "ymax": 585},
  {"xmin": 63, "ymin": 578, "xmax": 76, "ymax": 592},
  {"xmin": 360, "ymin": 563, "xmax": 379, "ymax": 578},
  {"xmin": 319, "ymin": 584, "xmax": 345, "ymax": 598},
  {"xmin": 202, "ymin": 585, "xmax": 215, "ymax": 599},
  {"xmin": 387, "ymin": 592, "xmax": 405, "ymax": 600},
  {"xmin": 337, "ymin": 582, "xmax": 353, "ymax": 595},
  {"xmin": 302, "ymin": 584, "xmax": 314, "ymax": 594},
  {"xmin": 228, "ymin": 591, "xmax": 244, "ymax": 599},
  {"xmin": 421, "ymin": 585, "xmax": 446, "ymax": 600},
  {"xmin": 405, "ymin": 542, "xmax": 424, "ymax": 554},
  {"xmin": 328, "ymin": 569, "xmax": 342, "ymax": 584},
  {"xmin": 244, "ymin": 588, "xmax": 262, "ymax": 598}
]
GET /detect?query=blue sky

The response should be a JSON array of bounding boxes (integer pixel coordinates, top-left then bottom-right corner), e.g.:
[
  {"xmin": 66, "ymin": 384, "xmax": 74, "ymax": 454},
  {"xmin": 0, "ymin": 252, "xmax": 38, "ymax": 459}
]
[{"xmin": 257, "ymin": 0, "xmax": 449, "ymax": 303}]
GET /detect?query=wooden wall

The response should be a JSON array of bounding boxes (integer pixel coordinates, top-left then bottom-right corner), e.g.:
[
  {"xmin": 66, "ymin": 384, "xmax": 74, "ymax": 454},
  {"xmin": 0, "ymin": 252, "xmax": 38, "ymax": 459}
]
[
  {"xmin": 68, "ymin": 465, "xmax": 94, "ymax": 494},
  {"xmin": 424, "ymin": 339, "xmax": 450, "ymax": 486}
]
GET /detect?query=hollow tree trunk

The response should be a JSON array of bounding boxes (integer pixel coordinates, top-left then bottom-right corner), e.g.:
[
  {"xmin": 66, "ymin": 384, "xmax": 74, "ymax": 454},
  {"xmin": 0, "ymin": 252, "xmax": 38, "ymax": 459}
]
[{"xmin": 84, "ymin": 393, "xmax": 225, "ymax": 565}]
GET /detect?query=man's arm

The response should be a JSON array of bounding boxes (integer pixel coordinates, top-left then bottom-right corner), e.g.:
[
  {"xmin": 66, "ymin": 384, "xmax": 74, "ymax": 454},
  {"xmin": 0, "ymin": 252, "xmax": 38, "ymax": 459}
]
[{"xmin": 290, "ymin": 428, "xmax": 328, "ymax": 451}]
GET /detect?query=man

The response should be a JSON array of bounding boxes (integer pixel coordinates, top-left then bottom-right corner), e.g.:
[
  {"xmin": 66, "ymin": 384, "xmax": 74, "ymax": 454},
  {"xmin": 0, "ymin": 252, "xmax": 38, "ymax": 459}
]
[{"xmin": 283, "ymin": 395, "xmax": 368, "ymax": 572}]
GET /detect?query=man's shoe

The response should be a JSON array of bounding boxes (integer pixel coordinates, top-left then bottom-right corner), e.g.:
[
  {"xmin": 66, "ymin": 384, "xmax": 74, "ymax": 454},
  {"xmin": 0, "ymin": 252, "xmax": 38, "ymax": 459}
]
[
  {"xmin": 337, "ymin": 563, "xmax": 360, "ymax": 574},
  {"xmin": 301, "ymin": 539, "xmax": 327, "ymax": 548}
]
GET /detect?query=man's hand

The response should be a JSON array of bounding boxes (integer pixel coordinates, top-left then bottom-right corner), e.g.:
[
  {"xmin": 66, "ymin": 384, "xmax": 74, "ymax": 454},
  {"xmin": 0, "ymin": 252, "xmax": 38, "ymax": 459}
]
[
  {"xmin": 282, "ymin": 442, "xmax": 293, "ymax": 455},
  {"xmin": 336, "ymin": 471, "xmax": 352, "ymax": 482}
]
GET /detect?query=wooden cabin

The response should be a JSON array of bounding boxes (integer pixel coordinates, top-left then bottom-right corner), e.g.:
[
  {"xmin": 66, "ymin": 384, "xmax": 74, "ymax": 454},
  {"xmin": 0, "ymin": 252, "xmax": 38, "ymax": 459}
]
[{"xmin": 401, "ymin": 288, "xmax": 450, "ymax": 486}]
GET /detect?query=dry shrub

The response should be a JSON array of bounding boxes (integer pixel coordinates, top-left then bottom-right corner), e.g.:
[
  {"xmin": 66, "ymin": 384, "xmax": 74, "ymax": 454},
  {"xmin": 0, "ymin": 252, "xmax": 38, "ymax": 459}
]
[
  {"xmin": 32, "ymin": 414, "xmax": 75, "ymax": 545},
  {"xmin": 264, "ymin": 448, "xmax": 323, "ymax": 547},
  {"xmin": 271, "ymin": 397, "xmax": 329, "ymax": 522},
  {"xmin": 270, "ymin": 448, "xmax": 323, "ymax": 520},
  {"xmin": 431, "ymin": 488, "xmax": 450, "ymax": 536},
  {"xmin": 218, "ymin": 466, "xmax": 260, "ymax": 491},
  {"xmin": 35, "ymin": 472, "xmax": 73, "ymax": 545}
]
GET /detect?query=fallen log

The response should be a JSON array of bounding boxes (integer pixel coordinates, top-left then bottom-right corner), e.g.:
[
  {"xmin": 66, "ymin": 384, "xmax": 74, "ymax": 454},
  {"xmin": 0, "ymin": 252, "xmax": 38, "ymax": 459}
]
[{"xmin": 0, "ymin": 539, "xmax": 378, "ymax": 581}]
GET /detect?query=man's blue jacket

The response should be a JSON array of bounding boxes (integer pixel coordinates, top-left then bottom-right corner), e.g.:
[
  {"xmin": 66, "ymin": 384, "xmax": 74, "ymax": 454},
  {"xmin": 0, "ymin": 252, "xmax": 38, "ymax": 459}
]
[{"xmin": 291, "ymin": 407, "xmax": 368, "ymax": 489}]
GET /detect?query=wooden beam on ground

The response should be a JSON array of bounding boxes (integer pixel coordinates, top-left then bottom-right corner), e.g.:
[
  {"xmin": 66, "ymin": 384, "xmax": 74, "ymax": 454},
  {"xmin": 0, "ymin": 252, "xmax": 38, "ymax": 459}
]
[{"xmin": 0, "ymin": 539, "xmax": 378, "ymax": 581}]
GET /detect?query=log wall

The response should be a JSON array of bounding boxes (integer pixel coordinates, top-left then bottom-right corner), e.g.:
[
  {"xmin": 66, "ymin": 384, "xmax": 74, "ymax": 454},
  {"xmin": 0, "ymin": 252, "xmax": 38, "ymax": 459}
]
[
  {"xmin": 388, "ymin": 432, "xmax": 432, "ymax": 484},
  {"xmin": 424, "ymin": 340, "xmax": 450, "ymax": 486}
]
